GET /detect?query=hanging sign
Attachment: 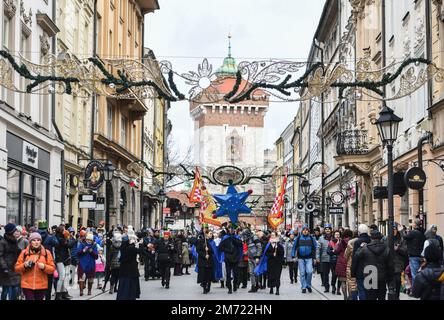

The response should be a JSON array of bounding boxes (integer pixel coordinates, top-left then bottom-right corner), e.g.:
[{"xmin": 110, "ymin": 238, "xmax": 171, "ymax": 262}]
[
  {"xmin": 404, "ymin": 167, "xmax": 426, "ymax": 190},
  {"xmin": 85, "ymin": 160, "xmax": 105, "ymax": 190},
  {"xmin": 331, "ymin": 191, "xmax": 345, "ymax": 205}
]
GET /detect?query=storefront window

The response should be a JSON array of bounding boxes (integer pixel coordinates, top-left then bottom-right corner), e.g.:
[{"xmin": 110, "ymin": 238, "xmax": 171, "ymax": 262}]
[
  {"xmin": 6, "ymin": 169, "xmax": 19, "ymax": 224},
  {"xmin": 23, "ymin": 173, "xmax": 33, "ymax": 195},
  {"xmin": 35, "ymin": 178, "xmax": 47, "ymax": 222}
]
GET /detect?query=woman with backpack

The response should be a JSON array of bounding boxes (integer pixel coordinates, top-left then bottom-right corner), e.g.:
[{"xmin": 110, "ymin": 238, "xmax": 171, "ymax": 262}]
[
  {"xmin": 15, "ymin": 233, "xmax": 56, "ymax": 300},
  {"xmin": 54, "ymin": 226, "xmax": 75, "ymax": 300}
]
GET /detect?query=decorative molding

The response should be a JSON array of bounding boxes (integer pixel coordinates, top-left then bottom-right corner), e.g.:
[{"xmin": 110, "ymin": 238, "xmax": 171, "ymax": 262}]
[
  {"xmin": 20, "ymin": 0, "xmax": 32, "ymax": 27},
  {"xmin": 40, "ymin": 33, "xmax": 50, "ymax": 56},
  {"xmin": 36, "ymin": 13, "xmax": 60, "ymax": 37},
  {"xmin": 3, "ymin": 0, "xmax": 17, "ymax": 19}
]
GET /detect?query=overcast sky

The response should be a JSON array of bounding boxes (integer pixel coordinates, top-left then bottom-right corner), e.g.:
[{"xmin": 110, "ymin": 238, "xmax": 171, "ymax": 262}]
[{"xmin": 145, "ymin": 0, "xmax": 325, "ymax": 159}]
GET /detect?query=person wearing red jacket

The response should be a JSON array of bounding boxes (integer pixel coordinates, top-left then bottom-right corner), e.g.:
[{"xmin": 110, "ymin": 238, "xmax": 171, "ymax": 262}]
[{"xmin": 334, "ymin": 229, "xmax": 352, "ymax": 300}]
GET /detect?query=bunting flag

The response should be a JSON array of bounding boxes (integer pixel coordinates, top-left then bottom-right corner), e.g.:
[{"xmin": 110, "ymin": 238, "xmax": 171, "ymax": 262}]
[
  {"xmin": 268, "ymin": 169, "xmax": 288, "ymax": 229},
  {"xmin": 189, "ymin": 167, "xmax": 202, "ymax": 203}
]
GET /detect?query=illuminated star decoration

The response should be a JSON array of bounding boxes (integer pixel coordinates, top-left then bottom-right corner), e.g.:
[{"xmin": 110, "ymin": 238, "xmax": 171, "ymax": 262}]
[{"xmin": 212, "ymin": 181, "xmax": 252, "ymax": 224}]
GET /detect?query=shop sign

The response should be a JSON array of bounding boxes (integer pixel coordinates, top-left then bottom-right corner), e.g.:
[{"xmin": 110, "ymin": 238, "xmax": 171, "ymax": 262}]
[
  {"xmin": 22, "ymin": 141, "xmax": 38, "ymax": 168},
  {"xmin": 79, "ymin": 194, "xmax": 97, "ymax": 209},
  {"xmin": 95, "ymin": 197, "xmax": 105, "ymax": 211},
  {"xmin": 329, "ymin": 207, "xmax": 344, "ymax": 215},
  {"xmin": 331, "ymin": 191, "xmax": 344, "ymax": 205},
  {"xmin": 404, "ymin": 167, "xmax": 426, "ymax": 190},
  {"xmin": 85, "ymin": 160, "xmax": 105, "ymax": 190}
]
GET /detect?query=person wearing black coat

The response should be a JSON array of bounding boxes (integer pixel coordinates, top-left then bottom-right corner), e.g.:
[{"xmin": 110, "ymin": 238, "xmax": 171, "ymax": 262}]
[
  {"xmin": 404, "ymin": 219, "xmax": 426, "ymax": 285},
  {"xmin": 196, "ymin": 231, "xmax": 215, "ymax": 294},
  {"xmin": 116, "ymin": 232, "xmax": 147, "ymax": 300},
  {"xmin": 265, "ymin": 232, "xmax": 285, "ymax": 295},
  {"xmin": 0, "ymin": 224, "xmax": 21, "ymax": 300},
  {"xmin": 352, "ymin": 230, "xmax": 394, "ymax": 300},
  {"xmin": 54, "ymin": 226, "xmax": 75, "ymax": 300},
  {"xmin": 386, "ymin": 224, "xmax": 408, "ymax": 300},
  {"xmin": 154, "ymin": 231, "xmax": 176, "ymax": 289},
  {"xmin": 218, "ymin": 226, "xmax": 243, "ymax": 294},
  {"xmin": 412, "ymin": 243, "xmax": 444, "ymax": 300}
]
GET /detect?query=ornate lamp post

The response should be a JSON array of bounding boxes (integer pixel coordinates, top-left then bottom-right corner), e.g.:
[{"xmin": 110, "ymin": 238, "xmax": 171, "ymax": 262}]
[
  {"xmin": 103, "ymin": 161, "xmax": 115, "ymax": 232},
  {"xmin": 158, "ymin": 188, "xmax": 166, "ymax": 229},
  {"xmin": 300, "ymin": 179, "xmax": 311, "ymax": 228},
  {"xmin": 375, "ymin": 102, "xmax": 402, "ymax": 300}
]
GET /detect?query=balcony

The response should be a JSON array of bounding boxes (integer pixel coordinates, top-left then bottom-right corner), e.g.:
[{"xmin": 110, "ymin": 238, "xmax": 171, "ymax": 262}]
[
  {"xmin": 135, "ymin": 0, "xmax": 160, "ymax": 14},
  {"xmin": 335, "ymin": 130, "xmax": 381, "ymax": 176},
  {"xmin": 336, "ymin": 130, "xmax": 369, "ymax": 155}
]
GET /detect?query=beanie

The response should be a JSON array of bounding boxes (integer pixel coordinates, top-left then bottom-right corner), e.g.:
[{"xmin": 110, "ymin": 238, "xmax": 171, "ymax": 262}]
[
  {"xmin": 358, "ymin": 224, "xmax": 368, "ymax": 235},
  {"xmin": 370, "ymin": 229, "xmax": 383, "ymax": 240},
  {"xmin": 4, "ymin": 223, "xmax": 17, "ymax": 234},
  {"xmin": 38, "ymin": 220, "xmax": 48, "ymax": 230},
  {"xmin": 86, "ymin": 233, "xmax": 94, "ymax": 241},
  {"xmin": 29, "ymin": 232, "xmax": 42, "ymax": 241},
  {"xmin": 424, "ymin": 242, "xmax": 441, "ymax": 264}
]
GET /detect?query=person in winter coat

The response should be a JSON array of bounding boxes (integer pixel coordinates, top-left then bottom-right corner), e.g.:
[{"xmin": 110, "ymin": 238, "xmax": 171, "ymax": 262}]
[
  {"xmin": 292, "ymin": 224, "xmax": 317, "ymax": 293},
  {"xmin": 404, "ymin": 219, "xmax": 426, "ymax": 285},
  {"xmin": 0, "ymin": 223, "xmax": 21, "ymax": 300},
  {"xmin": 387, "ymin": 223, "xmax": 408, "ymax": 300},
  {"xmin": 350, "ymin": 224, "xmax": 371, "ymax": 300},
  {"xmin": 116, "ymin": 230, "xmax": 147, "ymax": 300},
  {"xmin": 218, "ymin": 225, "xmax": 243, "ymax": 294},
  {"xmin": 15, "ymin": 226, "xmax": 29, "ymax": 251},
  {"xmin": 259, "ymin": 231, "xmax": 270, "ymax": 290},
  {"xmin": 142, "ymin": 229, "xmax": 158, "ymax": 280},
  {"xmin": 95, "ymin": 247, "xmax": 106, "ymax": 289},
  {"xmin": 247, "ymin": 235, "xmax": 262, "ymax": 293},
  {"xmin": 196, "ymin": 230, "xmax": 215, "ymax": 294},
  {"xmin": 265, "ymin": 232, "xmax": 284, "ymax": 295},
  {"xmin": 334, "ymin": 229, "xmax": 352, "ymax": 300},
  {"xmin": 327, "ymin": 230, "xmax": 341, "ymax": 295},
  {"xmin": 102, "ymin": 232, "xmax": 122, "ymax": 294},
  {"xmin": 37, "ymin": 220, "xmax": 59, "ymax": 301},
  {"xmin": 352, "ymin": 229, "xmax": 394, "ymax": 300},
  {"xmin": 181, "ymin": 241, "xmax": 191, "ymax": 275},
  {"xmin": 412, "ymin": 242, "xmax": 444, "ymax": 300},
  {"xmin": 284, "ymin": 231, "xmax": 298, "ymax": 284},
  {"xmin": 67, "ymin": 227, "xmax": 78, "ymax": 287},
  {"xmin": 77, "ymin": 232, "xmax": 98, "ymax": 296},
  {"xmin": 236, "ymin": 240, "xmax": 249, "ymax": 289},
  {"xmin": 14, "ymin": 232, "xmax": 56, "ymax": 300},
  {"xmin": 173, "ymin": 232, "xmax": 184, "ymax": 276},
  {"xmin": 316, "ymin": 223, "xmax": 333, "ymax": 292},
  {"xmin": 422, "ymin": 225, "xmax": 443, "ymax": 265},
  {"xmin": 54, "ymin": 226, "xmax": 75, "ymax": 300},
  {"xmin": 344, "ymin": 230, "xmax": 359, "ymax": 300},
  {"xmin": 154, "ymin": 231, "xmax": 176, "ymax": 289}
]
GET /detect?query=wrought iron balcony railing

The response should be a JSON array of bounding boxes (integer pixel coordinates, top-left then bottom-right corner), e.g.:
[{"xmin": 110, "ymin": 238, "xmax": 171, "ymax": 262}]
[{"xmin": 336, "ymin": 130, "xmax": 369, "ymax": 156}]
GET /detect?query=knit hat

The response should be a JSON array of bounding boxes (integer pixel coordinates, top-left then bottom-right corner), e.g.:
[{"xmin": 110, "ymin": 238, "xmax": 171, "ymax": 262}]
[
  {"xmin": 79, "ymin": 230, "xmax": 87, "ymax": 238},
  {"xmin": 358, "ymin": 224, "xmax": 369, "ymax": 235},
  {"xmin": 324, "ymin": 223, "xmax": 332, "ymax": 229},
  {"xmin": 302, "ymin": 224, "xmax": 309, "ymax": 230},
  {"xmin": 86, "ymin": 233, "xmax": 94, "ymax": 241},
  {"xmin": 4, "ymin": 223, "xmax": 17, "ymax": 234},
  {"xmin": 29, "ymin": 232, "xmax": 42, "ymax": 241},
  {"xmin": 68, "ymin": 227, "xmax": 75, "ymax": 233},
  {"xmin": 38, "ymin": 220, "xmax": 48, "ymax": 230}
]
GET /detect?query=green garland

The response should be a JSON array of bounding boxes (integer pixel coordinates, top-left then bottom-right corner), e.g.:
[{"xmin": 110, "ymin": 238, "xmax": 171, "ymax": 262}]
[
  {"xmin": 0, "ymin": 50, "xmax": 79, "ymax": 94},
  {"xmin": 0, "ymin": 51, "xmax": 434, "ymax": 104}
]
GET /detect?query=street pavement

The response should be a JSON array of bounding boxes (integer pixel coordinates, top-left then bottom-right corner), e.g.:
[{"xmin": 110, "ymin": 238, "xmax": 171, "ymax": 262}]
[{"xmin": 62, "ymin": 266, "xmax": 416, "ymax": 300}]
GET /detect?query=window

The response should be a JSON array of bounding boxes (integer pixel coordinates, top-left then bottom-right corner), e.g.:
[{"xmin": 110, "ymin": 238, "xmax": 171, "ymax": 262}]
[
  {"xmin": 121, "ymin": 115, "xmax": 127, "ymax": 147},
  {"xmin": 35, "ymin": 178, "xmax": 47, "ymax": 222},
  {"xmin": 107, "ymin": 103, "xmax": 113, "ymax": 139},
  {"xmin": 6, "ymin": 169, "xmax": 20, "ymax": 224},
  {"xmin": 20, "ymin": 31, "xmax": 31, "ymax": 115}
]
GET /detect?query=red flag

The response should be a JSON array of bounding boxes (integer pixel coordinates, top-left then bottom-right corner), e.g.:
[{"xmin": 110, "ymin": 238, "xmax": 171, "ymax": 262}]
[
  {"xmin": 189, "ymin": 167, "xmax": 202, "ymax": 203},
  {"xmin": 268, "ymin": 169, "xmax": 288, "ymax": 229}
]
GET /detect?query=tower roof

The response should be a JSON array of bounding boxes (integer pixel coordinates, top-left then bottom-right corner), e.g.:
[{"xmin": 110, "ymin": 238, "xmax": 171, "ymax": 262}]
[{"xmin": 216, "ymin": 34, "xmax": 238, "ymax": 77}]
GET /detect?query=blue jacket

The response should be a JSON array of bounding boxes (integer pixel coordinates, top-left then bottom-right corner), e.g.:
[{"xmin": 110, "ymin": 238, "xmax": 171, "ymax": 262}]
[
  {"xmin": 38, "ymin": 230, "xmax": 59, "ymax": 256},
  {"xmin": 77, "ymin": 241, "xmax": 98, "ymax": 273},
  {"xmin": 292, "ymin": 234, "xmax": 317, "ymax": 259}
]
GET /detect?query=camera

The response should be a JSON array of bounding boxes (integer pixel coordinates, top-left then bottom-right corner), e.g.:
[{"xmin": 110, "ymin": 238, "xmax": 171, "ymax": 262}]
[{"xmin": 27, "ymin": 260, "xmax": 35, "ymax": 268}]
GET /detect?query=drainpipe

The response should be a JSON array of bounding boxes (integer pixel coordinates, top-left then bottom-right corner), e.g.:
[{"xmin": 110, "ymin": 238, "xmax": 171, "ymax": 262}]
[
  {"xmin": 425, "ymin": 0, "xmax": 433, "ymax": 119},
  {"xmin": 417, "ymin": 132, "xmax": 432, "ymax": 229},
  {"xmin": 51, "ymin": 0, "xmax": 65, "ymax": 223},
  {"xmin": 140, "ymin": 18, "xmax": 145, "ymax": 229},
  {"xmin": 91, "ymin": 0, "xmax": 97, "ymax": 159}
]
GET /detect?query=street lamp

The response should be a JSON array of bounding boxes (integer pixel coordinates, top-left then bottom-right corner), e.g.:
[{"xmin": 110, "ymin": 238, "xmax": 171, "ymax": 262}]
[
  {"xmin": 158, "ymin": 188, "xmax": 166, "ymax": 229},
  {"xmin": 300, "ymin": 179, "xmax": 311, "ymax": 228},
  {"xmin": 103, "ymin": 161, "xmax": 115, "ymax": 232},
  {"xmin": 375, "ymin": 102, "xmax": 402, "ymax": 300}
]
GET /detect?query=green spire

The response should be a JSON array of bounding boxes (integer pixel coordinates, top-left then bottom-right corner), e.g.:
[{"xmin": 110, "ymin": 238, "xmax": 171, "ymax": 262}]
[{"xmin": 216, "ymin": 33, "xmax": 238, "ymax": 77}]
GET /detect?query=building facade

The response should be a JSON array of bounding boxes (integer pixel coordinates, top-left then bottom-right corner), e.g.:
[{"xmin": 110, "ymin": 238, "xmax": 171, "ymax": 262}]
[{"xmin": 1, "ymin": 0, "xmax": 64, "ymax": 227}]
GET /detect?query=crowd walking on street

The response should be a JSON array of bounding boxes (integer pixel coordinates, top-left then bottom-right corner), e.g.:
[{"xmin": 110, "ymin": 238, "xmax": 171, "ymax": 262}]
[{"xmin": 1, "ymin": 218, "xmax": 443, "ymax": 300}]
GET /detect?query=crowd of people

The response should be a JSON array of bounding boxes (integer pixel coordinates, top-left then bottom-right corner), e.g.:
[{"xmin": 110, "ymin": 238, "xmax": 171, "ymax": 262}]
[{"xmin": 1, "ymin": 218, "xmax": 443, "ymax": 300}]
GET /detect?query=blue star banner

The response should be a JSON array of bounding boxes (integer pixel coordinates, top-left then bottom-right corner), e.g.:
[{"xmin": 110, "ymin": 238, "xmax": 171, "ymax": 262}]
[{"xmin": 212, "ymin": 184, "xmax": 252, "ymax": 224}]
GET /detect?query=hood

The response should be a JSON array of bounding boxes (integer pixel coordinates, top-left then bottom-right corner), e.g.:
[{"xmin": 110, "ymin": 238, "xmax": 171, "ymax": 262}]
[{"xmin": 366, "ymin": 241, "xmax": 387, "ymax": 256}]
